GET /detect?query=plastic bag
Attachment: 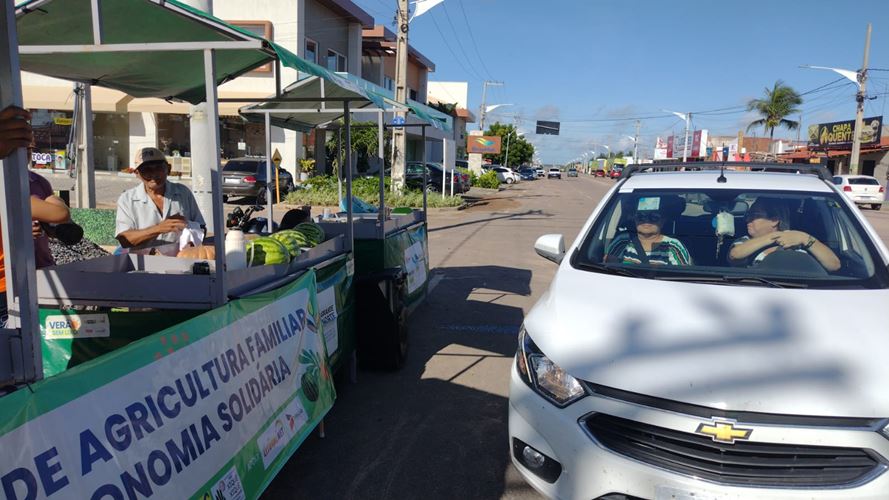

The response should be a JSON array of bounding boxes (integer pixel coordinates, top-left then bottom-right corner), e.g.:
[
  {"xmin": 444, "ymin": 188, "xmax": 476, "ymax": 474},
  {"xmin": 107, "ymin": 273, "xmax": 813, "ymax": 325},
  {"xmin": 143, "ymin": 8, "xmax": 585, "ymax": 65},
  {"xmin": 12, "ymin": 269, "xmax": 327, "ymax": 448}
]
[{"xmin": 179, "ymin": 221, "xmax": 204, "ymax": 250}]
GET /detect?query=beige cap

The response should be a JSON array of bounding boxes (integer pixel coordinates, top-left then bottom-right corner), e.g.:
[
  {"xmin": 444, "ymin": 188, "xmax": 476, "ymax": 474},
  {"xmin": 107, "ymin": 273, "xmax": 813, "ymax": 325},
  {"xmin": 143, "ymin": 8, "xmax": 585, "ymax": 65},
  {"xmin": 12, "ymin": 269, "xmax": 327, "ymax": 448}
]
[{"xmin": 133, "ymin": 147, "xmax": 167, "ymax": 169}]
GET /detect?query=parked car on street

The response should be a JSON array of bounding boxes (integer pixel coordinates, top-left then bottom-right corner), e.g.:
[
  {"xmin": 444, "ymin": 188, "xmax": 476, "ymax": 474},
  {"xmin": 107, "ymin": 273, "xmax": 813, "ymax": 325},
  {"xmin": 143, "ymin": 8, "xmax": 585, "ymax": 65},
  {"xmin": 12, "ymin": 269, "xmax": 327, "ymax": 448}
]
[
  {"xmin": 519, "ymin": 167, "xmax": 537, "ymax": 181},
  {"xmin": 594, "ymin": 169, "xmax": 606, "ymax": 177},
  {"xmin": 609, "ymin": 167, "xmax": 623, "ymax": 179},
  {"xmin": 547, "ymin": 167, "xmax": 561, "ymax": 179},
  {"xmin": 511, "ymin": 162, "xmax": 889, "ymax": 500},
  {"xmin": 493, "ymin": 166, "xmax": 520, "ymax": 184},
  {"xmin": 567, "ymin": 168, "xmax": 578, "ymax": 177},
  {"xmin": 222, "ymin": 157, "xmax": 294, "ymax": 203},
  {"xmin": 535, "ymin": 167, "xmax": 545, "ymax": 178},
  {"xmin": 406, "ymin": 161, "xmax": 469, "ymax": 193},
  {"xmin": 833, "ymin": 175, "xmax": 885, "ymax": 210}
]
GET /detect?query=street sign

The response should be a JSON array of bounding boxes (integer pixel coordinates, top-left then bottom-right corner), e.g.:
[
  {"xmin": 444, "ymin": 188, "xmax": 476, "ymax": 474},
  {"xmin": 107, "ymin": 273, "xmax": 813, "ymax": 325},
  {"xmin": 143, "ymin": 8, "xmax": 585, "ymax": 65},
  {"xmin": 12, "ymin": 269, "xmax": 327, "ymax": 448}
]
[
  {"xmin": 391, "ymin": 116, "xmax": 406, "ymax": 129},
  {"xmin": 271, "ymin": 148, "xmax": 282, "ymax": 166},
  {"xmin": 535, "ymin": 120, "xmax": 560, "ymax": 136},
  {"xmin": 271, "ymin": 149, "xmax": 282, "ymax": 203}
]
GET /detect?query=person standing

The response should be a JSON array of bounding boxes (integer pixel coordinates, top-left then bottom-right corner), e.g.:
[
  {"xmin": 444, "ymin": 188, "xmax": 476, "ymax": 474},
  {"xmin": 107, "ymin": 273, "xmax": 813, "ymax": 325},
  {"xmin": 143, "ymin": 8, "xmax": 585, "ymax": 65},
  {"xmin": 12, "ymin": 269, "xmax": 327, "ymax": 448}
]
[{"xmin": 115, "ymin": 147, "xmax": 205, "ymax": 252}]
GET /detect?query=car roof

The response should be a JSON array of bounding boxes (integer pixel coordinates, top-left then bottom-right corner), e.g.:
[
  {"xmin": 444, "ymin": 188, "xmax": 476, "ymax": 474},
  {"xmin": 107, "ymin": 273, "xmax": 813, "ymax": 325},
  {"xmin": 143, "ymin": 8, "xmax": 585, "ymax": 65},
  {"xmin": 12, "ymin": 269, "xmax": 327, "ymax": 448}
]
[
  {"xmin": 835, "ymin": 174, "xmax": 878, "ymax": 179},
  {"xmin": 618, "ymin": 171, "xmax": 834, "ymax": 193}
]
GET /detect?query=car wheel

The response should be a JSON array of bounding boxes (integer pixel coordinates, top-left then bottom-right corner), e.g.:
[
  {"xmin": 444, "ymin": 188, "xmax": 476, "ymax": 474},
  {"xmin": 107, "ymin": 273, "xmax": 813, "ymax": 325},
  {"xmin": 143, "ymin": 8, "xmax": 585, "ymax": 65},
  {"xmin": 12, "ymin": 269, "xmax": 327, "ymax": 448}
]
[
  {"xmin": 222, "ymin": 194, "xmax": 229, "ymax": 203},
  {"xmin": 872, "ymin": 204, "xmax": 882, "ymax": 210},
  {"xmin": 425, "ymin": 184, "xmax": 439, "ymax": 193},
  {"xmin": 506, "ymin": 177, "xmax": 514, "ymax": 184}
]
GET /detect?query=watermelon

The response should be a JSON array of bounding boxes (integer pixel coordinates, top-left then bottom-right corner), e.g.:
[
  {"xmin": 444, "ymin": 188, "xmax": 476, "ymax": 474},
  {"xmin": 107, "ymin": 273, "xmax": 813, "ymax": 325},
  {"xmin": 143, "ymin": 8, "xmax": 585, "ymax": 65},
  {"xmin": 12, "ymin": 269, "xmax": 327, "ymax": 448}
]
[
  {"xmin": 294, "ymin": 222, "xmax": 325, "ymax": 247},
  {"xmin": 278, "ymin": 229, "xmax": 312, "ymax": 248},
  {"xmin": 246, "ymin": 237, "xmax": 291, "ymax": 266},
  {"xmin": 269, "ymin": 231, "xmax": 303, "ymax": 259}
]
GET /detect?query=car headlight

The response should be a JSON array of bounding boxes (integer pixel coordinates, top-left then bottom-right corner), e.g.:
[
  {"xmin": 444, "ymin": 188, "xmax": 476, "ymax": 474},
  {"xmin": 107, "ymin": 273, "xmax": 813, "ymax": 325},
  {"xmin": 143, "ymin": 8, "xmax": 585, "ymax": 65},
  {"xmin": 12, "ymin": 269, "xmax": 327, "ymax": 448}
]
[{"xmin": 516, "ymin": 327, "xmax": 586, "ymax": 407}]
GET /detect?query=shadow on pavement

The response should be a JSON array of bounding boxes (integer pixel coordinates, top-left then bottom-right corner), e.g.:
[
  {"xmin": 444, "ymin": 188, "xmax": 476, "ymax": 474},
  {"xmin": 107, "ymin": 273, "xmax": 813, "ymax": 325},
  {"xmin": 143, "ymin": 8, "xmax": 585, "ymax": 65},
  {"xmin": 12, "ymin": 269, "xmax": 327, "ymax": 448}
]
[
  {"xmin": 430, "ymin": 210, "xmax": 553, "ymax": 234},
  {"xmin": 262, "ymin": 265, "xmax": 538, "ymax": 499}
]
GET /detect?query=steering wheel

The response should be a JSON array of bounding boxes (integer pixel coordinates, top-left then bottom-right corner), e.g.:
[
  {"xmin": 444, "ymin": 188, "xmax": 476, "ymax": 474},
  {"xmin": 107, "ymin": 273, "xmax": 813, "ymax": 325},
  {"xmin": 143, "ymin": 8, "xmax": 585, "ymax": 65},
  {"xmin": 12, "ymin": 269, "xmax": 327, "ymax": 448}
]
[{"xmin": 756, "ymin": 249, "xmax": 829, "ymax": 276}]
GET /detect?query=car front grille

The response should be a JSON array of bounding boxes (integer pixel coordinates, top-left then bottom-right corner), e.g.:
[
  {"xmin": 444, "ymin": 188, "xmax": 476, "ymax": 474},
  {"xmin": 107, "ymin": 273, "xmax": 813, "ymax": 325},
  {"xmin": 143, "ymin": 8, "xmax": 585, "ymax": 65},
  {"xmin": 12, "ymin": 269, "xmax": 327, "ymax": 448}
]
[{"xmin": 583, "ymin": 414, "xmax": 885, "ymax": 488}]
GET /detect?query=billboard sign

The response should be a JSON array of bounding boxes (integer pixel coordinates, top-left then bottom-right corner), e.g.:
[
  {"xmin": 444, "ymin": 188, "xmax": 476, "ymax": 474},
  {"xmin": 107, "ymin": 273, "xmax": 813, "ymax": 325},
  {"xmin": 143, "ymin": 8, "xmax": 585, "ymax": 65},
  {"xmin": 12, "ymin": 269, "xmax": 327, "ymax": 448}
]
[
  {"xmin": 466, "ymin": 135, "xmax": 502, "ymax": 154},
  {"xmin": 808, "ymin": 116, "xmax": 882, "ymax": 149}
]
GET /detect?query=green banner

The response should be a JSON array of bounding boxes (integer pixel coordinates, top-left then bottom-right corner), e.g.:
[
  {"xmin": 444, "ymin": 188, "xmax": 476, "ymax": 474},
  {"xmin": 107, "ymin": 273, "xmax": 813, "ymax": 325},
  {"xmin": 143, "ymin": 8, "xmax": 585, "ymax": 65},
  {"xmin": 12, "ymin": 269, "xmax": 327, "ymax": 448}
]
[
  {"xmin": 0, "ymin": 270, "xmax": 334, "ymax": 500},
  {"xmin": 384, "ymin": 223, "xmax": 429, "ymax": 311},
  {"xmin": 315, "ymin": 254, "xmax": 356, "ymax": 373}
]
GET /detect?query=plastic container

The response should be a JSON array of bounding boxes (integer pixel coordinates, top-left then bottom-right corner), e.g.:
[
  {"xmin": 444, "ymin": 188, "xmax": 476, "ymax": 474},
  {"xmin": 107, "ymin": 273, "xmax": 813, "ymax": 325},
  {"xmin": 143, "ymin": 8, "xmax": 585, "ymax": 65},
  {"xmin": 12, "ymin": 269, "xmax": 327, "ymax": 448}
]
[{"xmin": 225, "ymin": 228, "xmax": 247, "ymax": 271}]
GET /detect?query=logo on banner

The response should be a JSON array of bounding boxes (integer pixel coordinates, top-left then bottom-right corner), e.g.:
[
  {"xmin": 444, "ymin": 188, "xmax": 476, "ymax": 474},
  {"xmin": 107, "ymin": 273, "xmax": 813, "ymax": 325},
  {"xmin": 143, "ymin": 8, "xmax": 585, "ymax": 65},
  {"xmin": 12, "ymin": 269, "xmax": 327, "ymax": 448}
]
[{"xmin": 45, "ymin": 314, "xmax": 110, "ymax": 339}]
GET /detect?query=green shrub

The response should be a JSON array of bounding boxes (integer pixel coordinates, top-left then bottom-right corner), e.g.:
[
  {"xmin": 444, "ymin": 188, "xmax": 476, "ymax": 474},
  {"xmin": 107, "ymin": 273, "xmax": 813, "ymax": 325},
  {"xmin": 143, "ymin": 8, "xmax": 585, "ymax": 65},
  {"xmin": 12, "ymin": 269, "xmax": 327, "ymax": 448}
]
[
  {"xmin": 286, "ymin": 175, "xmax": 463, "ymax": 208},
  {"xmin": 474, "ymin": 171, "xmax": 500, "ymax": 189}
]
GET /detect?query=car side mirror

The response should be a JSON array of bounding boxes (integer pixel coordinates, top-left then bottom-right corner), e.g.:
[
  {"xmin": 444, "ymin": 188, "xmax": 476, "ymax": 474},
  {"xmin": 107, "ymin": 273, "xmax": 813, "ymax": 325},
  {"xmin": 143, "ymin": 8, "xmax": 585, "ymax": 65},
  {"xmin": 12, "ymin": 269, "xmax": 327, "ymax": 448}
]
[{"xmin": 535, "ymin": 234, "xmax": 565, "ymax": 264}]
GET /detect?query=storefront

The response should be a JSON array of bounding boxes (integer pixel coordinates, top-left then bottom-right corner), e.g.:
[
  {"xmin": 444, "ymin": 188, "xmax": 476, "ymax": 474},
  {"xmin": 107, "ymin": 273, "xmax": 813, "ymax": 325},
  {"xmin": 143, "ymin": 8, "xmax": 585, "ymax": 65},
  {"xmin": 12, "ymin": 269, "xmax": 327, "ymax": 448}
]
[{"xmin": 29, "ymin": 109, "xmax": 128, "ymax": 172}]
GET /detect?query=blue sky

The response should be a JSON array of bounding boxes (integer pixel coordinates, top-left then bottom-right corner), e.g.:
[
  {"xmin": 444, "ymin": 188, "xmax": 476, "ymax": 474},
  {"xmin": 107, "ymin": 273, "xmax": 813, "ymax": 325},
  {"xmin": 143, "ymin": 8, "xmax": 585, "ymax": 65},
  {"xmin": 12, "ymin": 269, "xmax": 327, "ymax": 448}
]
[{"xmin": 352, "ymin": 0, "xmax": 889, "ymax": 163}]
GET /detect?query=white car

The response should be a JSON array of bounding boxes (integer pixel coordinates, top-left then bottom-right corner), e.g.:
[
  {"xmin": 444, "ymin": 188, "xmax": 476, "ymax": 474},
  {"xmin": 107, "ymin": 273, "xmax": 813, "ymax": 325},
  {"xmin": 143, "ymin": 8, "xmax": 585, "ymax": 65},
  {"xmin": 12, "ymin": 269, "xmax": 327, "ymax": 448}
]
[
  {"xmin": 494, "ymin": 166, "xmax": 520, "ymax": 184},
  {"xmin": 510, "ymin": 163, "xmax": 889, "ymax": 499},
  {"xmin": 833, "ymin": 175, "xmax": 885, "ymax": 210}
]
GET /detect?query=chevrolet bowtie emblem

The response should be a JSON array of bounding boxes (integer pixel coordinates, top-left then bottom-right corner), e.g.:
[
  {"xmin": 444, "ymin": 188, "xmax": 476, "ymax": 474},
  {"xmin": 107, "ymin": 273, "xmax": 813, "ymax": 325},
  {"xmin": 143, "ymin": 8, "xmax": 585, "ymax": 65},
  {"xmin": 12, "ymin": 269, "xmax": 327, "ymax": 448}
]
[{"xmin": 695, "ymin": 420, "xmax": 752, "ymax": 444}]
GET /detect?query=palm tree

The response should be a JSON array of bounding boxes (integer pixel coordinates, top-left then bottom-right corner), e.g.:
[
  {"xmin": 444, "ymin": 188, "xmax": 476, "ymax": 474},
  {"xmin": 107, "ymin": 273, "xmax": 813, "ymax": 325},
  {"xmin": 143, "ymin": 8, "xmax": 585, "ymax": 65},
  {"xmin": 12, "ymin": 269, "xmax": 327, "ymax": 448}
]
[{"xmin": 746, "ymin": 81, "xmax": 803, "ymax": 140}]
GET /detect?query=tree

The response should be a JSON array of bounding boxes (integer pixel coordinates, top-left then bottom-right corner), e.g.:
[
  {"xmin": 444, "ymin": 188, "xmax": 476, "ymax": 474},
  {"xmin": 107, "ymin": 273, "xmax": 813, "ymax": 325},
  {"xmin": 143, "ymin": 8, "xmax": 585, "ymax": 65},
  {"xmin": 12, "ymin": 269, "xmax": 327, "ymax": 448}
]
[
  {"xmin": 430, "ymin": 101, "xmax": 457, "ymax": 116},
  {"xmin": 746, "ymin": 80, "xmax": 803, "ymax": 140},
  {"xmin": 483, "ymin": 122, "xmax": 535, "ymax": 166},
  {"xmin": 325, "ymin": 120, "xmax": 390, "ymax": 174}
]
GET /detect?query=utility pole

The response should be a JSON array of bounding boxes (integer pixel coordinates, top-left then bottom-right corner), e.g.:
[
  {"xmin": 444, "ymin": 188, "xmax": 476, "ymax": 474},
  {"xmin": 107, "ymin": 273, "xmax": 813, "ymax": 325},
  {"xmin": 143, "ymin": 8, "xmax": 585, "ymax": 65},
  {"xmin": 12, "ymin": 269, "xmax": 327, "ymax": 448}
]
[
  {"xmin": 850, "ymin": 23, "xmax": 872, "ymax": 176},
  {"xmin": 633, "ymin": 120, "xmax": 640, "ymax": 163},
  {"xmin": 478, "ymin": 80, "xmax": 503, "ymax": 131},
  {"xmin": 391, "ymin": 0, "xmax": 410, "ymax": 192},
  {"xmin": 682, "ymin": 113, "xmax": 691, "ymax": 162}
]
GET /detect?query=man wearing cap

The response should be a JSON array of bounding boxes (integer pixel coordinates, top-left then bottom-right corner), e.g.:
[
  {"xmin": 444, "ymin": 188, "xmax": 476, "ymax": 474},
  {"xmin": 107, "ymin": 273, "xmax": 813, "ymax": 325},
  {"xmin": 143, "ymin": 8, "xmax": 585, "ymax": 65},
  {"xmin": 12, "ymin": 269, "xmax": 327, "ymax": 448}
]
[{"xmin": 115, "ymin": 147, "xmax": 204, "ymax": 251}]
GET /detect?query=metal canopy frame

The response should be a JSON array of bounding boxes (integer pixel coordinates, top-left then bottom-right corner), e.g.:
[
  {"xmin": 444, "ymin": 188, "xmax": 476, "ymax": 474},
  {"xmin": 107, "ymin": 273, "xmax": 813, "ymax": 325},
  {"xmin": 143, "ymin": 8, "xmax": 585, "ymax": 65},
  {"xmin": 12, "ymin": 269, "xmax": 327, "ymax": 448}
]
[{"xmin": 0, "ymin": 0, "xmax": 362, "ymax": 385}]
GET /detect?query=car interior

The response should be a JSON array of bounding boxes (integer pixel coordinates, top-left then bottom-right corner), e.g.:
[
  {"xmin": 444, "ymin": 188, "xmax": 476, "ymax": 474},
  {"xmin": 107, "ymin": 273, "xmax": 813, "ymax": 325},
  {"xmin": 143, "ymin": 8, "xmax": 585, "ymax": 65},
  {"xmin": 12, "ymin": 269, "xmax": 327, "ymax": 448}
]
[{"xmin": 588, "ymin": 190, "xmax": 876, "ymax": 279}]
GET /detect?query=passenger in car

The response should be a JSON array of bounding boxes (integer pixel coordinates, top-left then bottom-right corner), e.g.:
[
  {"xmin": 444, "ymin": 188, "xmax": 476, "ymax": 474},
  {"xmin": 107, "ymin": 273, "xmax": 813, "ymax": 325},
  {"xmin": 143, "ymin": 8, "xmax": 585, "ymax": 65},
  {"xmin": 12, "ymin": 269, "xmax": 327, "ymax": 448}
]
[
  {"xmin": 604, "ymin": 209, "xmax": 692, "ymax": 266},
  {"xmin": 729, "ymin": 198, "xmax": 841, "ymax": 271}
]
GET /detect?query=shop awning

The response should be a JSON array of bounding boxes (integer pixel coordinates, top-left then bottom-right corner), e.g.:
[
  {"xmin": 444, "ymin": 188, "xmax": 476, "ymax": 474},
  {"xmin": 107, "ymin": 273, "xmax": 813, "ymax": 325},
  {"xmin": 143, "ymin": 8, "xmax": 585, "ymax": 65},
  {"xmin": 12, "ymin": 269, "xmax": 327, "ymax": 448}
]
[
  {"xmin": 15, "ymin": 0, "xmax": 385, "ymax": 107},
  {"xmin": 240, "ymin": 74, "xmax": 453, "ymax": 133}
]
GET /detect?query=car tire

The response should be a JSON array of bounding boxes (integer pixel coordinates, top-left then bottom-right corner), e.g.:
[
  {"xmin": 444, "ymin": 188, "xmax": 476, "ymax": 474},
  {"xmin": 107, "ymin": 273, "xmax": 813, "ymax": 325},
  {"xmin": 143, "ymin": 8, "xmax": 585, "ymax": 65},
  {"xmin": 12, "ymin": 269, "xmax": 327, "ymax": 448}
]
[
  {"xmin": 425, "ymin": 184, "xmax": 439, "ymax": 193},
  {"xmin": 872, "ymin": 204, "xmax": 882, "ymax": 210},
  {"xmin": 222, "ymin": 194, "xmax": 229, "ymax": 203},
  {"xmin": 506, "ymin": 178, "xmax": 514, "ymax": 184}
]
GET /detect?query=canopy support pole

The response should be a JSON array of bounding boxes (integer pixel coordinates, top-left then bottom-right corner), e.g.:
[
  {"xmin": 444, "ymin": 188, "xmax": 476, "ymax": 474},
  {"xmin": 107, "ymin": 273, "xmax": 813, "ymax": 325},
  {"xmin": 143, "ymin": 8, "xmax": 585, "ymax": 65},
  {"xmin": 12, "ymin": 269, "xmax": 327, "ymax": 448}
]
[
  {"xmin": 77, "ymin": 83, "xmax": 96, "ymax": 208},
  {"xmin": 202, "ymin": 49, "xmax": 226, "ymax": 307},
  {"xmin": 344, "ymin": 100, "xmax": 354, "ymax": 252},
  {"xmin": 89, "ymin": 0, "xmax": 103, "ymax": 44},
  {"xmin": 265, "ymin": 113, "xmax": 274, "ymax": 233},
  {"xmin": 0, "ymin": 0, "xmax": 40, "ymax": 384},
  {"xmin": 422, "ymin": 125, "xmax": 427, "ymax": 217},
  {"xmin": 337, "ymin": 128, "xmax": 343, "ymax": 204},
  {"xmin": 275, "ymin": 59, "xmax": 282, "ymax": 98},
  {"xmin": 378, "ymin": 111, "xmax": 385, "ymax": 230}
]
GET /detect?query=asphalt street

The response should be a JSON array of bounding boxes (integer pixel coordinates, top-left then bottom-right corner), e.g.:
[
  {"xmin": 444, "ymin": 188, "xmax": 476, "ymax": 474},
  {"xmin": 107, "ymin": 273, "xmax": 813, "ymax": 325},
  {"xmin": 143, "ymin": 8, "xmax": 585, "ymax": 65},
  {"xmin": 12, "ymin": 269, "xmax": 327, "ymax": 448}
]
[{"xmin": 261, "ymin": 175, "xmax": 611, "ymax": 500}]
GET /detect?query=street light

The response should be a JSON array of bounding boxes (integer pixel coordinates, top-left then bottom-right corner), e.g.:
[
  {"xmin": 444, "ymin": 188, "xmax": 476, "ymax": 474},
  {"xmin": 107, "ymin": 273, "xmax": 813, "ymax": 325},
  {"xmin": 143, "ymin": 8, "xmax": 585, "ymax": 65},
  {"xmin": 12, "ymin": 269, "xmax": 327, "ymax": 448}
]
[
  {"xmin": 801, "ymin": 23, "xmax": 872, "ymax": 175},
  {"xmin": 662, "ymin": 109, "xmax": 690, "ymax": 162},
  {"xmin": 625, "ymin": 135, "xmax": 639, "ymax": 164},
  {"xmin": 504, "ymin": 129, "xmax": 524, "ymax": 169}
]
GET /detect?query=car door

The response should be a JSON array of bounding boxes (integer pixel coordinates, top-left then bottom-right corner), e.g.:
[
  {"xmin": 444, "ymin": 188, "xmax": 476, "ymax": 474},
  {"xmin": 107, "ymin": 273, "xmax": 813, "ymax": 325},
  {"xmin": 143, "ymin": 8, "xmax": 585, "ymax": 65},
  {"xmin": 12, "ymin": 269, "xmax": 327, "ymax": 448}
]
[{"xmin": 405, "ymin": 163, "xmax": 425, "ymax": 190}]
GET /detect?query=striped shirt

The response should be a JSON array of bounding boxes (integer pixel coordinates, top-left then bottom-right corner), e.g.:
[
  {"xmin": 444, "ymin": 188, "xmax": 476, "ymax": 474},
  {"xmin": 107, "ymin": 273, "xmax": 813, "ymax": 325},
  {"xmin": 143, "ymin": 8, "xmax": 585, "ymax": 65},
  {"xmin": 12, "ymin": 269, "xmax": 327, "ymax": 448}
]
[{"xmin": 605, "ymin": 233, "xmax": 693, "ymax": 266}]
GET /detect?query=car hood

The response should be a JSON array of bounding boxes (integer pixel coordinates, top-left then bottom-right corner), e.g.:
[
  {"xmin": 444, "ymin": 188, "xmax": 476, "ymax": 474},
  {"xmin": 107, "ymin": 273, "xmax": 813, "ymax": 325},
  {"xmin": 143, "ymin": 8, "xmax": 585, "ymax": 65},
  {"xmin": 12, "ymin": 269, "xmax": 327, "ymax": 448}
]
[{"xmin": 525, "ymin": 267, "xmax": 889, "ymax": 417}]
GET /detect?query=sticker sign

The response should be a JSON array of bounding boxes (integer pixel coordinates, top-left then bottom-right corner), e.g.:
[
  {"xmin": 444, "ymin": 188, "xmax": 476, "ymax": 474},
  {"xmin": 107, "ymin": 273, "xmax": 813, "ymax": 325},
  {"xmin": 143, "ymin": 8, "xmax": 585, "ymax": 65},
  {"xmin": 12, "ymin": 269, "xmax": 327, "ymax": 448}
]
[
  {"xmin": 317, "ymin": 287, "xmax": 339, "ymax": 355},
  {"xmin": 44, "ymin": 314, "xmax": 110, "ymax": 339},
  {"xmin": 637, "ymin": 197, "xmax": 661, "ymax": 211},
  {"xmin": 404, "ymin": 241, "xmax": 428, "ymax": 294}
]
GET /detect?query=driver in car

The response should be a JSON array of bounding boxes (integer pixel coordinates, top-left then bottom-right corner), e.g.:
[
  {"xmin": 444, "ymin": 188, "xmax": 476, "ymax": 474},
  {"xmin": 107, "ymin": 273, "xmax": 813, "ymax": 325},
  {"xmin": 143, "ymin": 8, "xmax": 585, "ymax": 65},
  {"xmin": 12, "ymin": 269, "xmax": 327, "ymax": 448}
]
[
  {"xmin": 729, "ymin": 198, "xmax": 840, "ymax": 271},
  {"xmin": 604, "ymin": 203, "xmax": 692, "ymax": 266}
]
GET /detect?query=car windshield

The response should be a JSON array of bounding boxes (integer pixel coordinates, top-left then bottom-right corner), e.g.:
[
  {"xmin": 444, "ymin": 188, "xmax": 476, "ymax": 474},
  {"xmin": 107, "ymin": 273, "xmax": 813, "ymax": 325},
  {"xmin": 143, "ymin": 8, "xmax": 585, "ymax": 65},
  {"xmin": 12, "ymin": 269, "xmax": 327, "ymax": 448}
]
[
  {"xmin": 574, "ymin": 188, "xmax": 889, "ymax": 289},
  {"xmin": 223, "ymin": 160, "xmax": 260, "ymax": 173}
]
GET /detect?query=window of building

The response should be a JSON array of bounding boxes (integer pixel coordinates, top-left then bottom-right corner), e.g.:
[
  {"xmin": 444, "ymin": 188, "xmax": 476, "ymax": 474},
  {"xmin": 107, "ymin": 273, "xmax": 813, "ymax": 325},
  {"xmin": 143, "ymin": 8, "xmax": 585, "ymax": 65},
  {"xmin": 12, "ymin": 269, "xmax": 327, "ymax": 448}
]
[
  {"xmin": 327, "ymin": 49, "xmax": 347, "ymax": 72},
  {"xmin": 409, "ymin": 88, "xmax": 418, "ymax": 101},
  {"xmin": 305, "ymin": 38, "xmax": 318, "ymax": 64},
  {"xmin": 384, "ymin": 76, "xmax": 394, "ymax": 91},
  {"xmin": 228, "ymin": 21, "xmax": 274, "ymax": 72}
]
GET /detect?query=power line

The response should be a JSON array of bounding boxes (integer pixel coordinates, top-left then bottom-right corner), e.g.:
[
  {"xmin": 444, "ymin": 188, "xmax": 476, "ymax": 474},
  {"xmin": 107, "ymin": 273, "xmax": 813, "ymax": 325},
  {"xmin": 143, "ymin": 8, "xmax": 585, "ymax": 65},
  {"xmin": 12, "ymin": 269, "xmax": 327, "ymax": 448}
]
[
  {"xmin": 438, "ymin": 1, "xmax": 487, "ymax": 81},
  {"xmin": 456, "ymin": 0, "xmax": 495, "ymax": 80},
  {"xmin": 427, "ymin": 10, "xmax": 484, "ymax": 81}
]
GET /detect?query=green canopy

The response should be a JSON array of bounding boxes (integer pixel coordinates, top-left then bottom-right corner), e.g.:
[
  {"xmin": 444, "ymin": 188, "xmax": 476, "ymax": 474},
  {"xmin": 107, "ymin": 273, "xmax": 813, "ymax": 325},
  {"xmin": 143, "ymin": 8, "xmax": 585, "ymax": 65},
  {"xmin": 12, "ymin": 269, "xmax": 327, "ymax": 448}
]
[
  {"xmin": 241, "ymin": 73, "xmax": 453, "ymax": 133},
  {"xmin": 15, "ymin": 0, "xmax": 385, "ymax": 106},
  {"xmin": 239, "ymin": 76, "xmax": 402, "ymax": 132}
]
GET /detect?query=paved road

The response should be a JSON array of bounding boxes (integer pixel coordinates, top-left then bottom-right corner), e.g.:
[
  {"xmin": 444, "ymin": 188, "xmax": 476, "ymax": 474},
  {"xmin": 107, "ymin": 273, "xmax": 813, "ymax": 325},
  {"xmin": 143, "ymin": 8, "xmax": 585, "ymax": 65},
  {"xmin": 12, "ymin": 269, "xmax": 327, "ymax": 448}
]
[{"xmin": 262, "ymin": 175, "xmax": 611, "ymax": 499}]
